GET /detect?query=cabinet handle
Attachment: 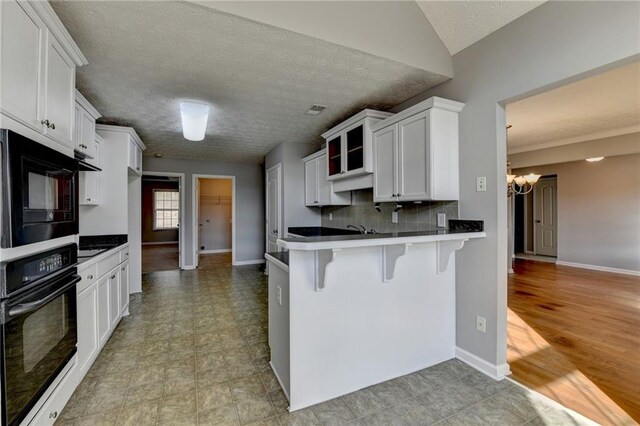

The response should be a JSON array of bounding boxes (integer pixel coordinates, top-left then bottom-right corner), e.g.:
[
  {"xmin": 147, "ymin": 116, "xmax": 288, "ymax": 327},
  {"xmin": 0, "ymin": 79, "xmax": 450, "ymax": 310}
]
[
  {"xmin": 49, "ymin": 411, "xmax": 58, "ymax": 419},
  {"xmin": 110, "ymin": 274, "xmax": 116, "ymax": 279},
  {"xmin": 41, "ymin": 119, "xmax": 50, "ymax": 127},
  {"xmin": 50, "ymin": 122, "xmax": 55, "ymax": 130},
  {"xmin": 87, "ymin": 274, "xmax": 93, "ymax": 279},
  {"xmin": 125, "ymin": 252, "xmax": 129, "ymax": 256},
  {"xmin": 314, "ymin": 201, "xmax": 318, "ymax": 203},
  {"xmin": 86, "ymin": 198, "xmax": 91, "ymax": 202}
]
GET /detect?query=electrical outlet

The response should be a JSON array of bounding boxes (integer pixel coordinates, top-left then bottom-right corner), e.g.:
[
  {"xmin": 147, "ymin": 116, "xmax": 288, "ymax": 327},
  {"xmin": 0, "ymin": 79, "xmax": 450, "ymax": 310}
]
[
  {"xmin": 476, "ymin": 315, "xmax": 486, "ymax": 333},
  {"xmin": 391, "ymin": 211, "xmax": 398, "ymax": 224},
  {"xmin": 329, "ymin": 213, "xmax": 333, "ymax": 221},
  {"xmin": 437, "ymin": 213, "xmax": 446, "ymax": 228},
  {"xmin": 277, "ymin": 286, "xmax": 282, "ymax": 306},
  {"xmin": 476, "ymin": 176, "xmax": 487, "ymax": 192}
]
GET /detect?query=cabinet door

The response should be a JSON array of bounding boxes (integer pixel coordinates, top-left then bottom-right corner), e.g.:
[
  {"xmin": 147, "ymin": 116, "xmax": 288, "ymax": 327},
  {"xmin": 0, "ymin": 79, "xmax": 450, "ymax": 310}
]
[
  {"xmin": 0, "ymin": 1, "xmax": 45, "ymax": 131},
  {"xmin": 77, "ymin": 283, "xmax": 99, "ymax": 374},
  {"xmin": 398, "ymin": 111, "xmax": 430, "ymax": 200},
  {"xmin": 108, "ymin": 268, "xmax": 120, "ymax": 329},
  {"xmin": 345, "ymin": 124, "xmax": 364, "ymax": 174},
  {"xmin": 80, "ymin": 138, "xmax": 100, "ymax": 205},
  {"xmin": 316, "ymin": 154, "xmax": 332, "ymax": 205},
  {"xmin": 304, "ymin": 158, "xmax": 318, "ymax": 206},
  {"xmin": 119, "ymin": 261, "xmax": 129, "ymax": 315},
  {"xmin": 136, "ymin": 146, "xmax": 143, "ymax": 173},
  {"xmin": 326, "ymin": 136, "xmax": 343, "ymax": 179},
  {"xmin": 44, "ymin": 37, "xmax": 75, "ymax": 149},
  {"xmin": 97, "ymin": 275, "xmax": 110, "ymax": 346},
  {"xmin": 373, "ymin": 125, "xmax": 397, "ymax": 202},
  {"xmin": 80, "ymin": 109, "xmax": 95, "ymax": 157}
]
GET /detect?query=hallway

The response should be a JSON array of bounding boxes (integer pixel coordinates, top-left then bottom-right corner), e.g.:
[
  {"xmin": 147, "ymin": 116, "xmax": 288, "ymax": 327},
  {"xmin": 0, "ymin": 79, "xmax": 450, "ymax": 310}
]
[{"xmin": 508, "ymin": 259, "xmax": 640, "ymax": 425}]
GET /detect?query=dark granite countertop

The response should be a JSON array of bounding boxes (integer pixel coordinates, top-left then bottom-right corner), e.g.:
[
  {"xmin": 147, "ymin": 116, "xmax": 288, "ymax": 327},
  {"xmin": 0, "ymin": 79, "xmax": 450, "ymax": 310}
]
[
  {"xmin": 281, "ymin": 228, "xmax": 484, "ymax": 244},
  {"xmin": 288, "ymin": 227, "xmax": 361, "ymax": 237},
  {"xmin": 265, "ymin": 251, "xmax": 289, "ymax": 266},
  {"xmin": 79, "ymin": 234, "xmax": 128, "ymax": 250}
]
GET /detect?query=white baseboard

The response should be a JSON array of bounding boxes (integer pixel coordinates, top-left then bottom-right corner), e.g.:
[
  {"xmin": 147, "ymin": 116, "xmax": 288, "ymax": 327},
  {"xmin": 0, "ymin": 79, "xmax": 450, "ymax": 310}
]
[
  {"xmin": 233, "ymin": 259, "xmax": 266, "ymax": 266},
  {"xmin": 556, "ymin": 260, "xmax": 640, "ymax": 276},
  {"xmin": 456, "ymin": 347, "xmax": 511, "ymax": 380},
  {"xmin": 200, "ymin": 249, "xmax": 231, "ymax": 254},
  {"xmin": 182, "ymin": 265, "xmax": 196, "ymax": 270},
  {"xmin": 142, "ymin": 241, "xmax": 179, "ymax": 246}
]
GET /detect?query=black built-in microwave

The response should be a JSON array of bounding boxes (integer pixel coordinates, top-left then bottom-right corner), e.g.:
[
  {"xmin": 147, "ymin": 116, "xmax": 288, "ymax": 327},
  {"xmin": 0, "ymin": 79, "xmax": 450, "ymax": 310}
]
[{"xmin": 0, "ymin": 129, "xmax": 79, "ymax": 248}]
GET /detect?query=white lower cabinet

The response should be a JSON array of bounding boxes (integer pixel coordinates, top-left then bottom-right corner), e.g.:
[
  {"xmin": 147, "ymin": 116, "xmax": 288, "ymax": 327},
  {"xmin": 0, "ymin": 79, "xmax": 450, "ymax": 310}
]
[
  {"xmin": 77, "ymin": 283, "xmax": 99, "ymax": 375},
  {"xmin": 108, "ymin": 267, "xmax": 120, "ymax": 330},
  {"xmin": 96, "ymin": 274, "xmax": 110, "ymax": 347},
  {"xmin": 119, "ymin": 261, "xmax": 130, "ymax": 315}
]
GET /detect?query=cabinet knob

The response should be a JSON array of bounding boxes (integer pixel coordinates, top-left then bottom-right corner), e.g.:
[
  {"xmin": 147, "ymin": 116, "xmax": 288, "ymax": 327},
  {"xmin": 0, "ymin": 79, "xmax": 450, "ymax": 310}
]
[
  {"xmin": 122, "ymin": 267, "xmax": 125, "ymax": 271},
  {"xmin": 87, "ymin": 274, "xmax": 93, "ymax": 279},
  {"xmin": 49, "ymin": 411, "xmax": 58, "ymax": 419},
  {"xmin": 86, "ymin": 198, "xmax": 91, "ymax": 202},
  {"xmin": 111, "ymin": 274, "xmax": 116, "ymax": 279},
  {"xmin": 41, "ymin": 119, "xmax": 50, "ymax": 127},
  {"xmin": 50, "ymin": 122, "xmax": 56, "ymax": 130}
]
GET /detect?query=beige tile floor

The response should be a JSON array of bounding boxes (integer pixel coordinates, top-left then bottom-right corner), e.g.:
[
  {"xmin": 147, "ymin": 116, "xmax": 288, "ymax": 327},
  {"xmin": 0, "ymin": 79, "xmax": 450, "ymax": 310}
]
[{"xmin": 56, "ymin": 253, "xmax": 592, "ymax": 426}]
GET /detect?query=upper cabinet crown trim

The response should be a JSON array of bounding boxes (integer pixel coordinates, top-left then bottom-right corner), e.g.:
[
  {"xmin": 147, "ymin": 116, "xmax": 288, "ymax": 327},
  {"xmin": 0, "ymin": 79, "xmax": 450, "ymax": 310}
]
[
  {"xmin": 371, "ymin": 97, "xmax": 465, "ymax": 133},
  {"xmin": 29, "ymin": 1, "xmax": 88, "ymax": 66},
  {"xmin": 302, "ymin": 148, "xmax": 326, "ymax": 162},
  {"xmin": 95, "ymin": 124, "xmax": 146, "ymax": 150},
  {"xmin": 76, "ymin": 89, "xmax": 101, "ymax": 120},
  {"xmin": 321, "ymin": 109, "xmax": 392, "ymax": 139}
]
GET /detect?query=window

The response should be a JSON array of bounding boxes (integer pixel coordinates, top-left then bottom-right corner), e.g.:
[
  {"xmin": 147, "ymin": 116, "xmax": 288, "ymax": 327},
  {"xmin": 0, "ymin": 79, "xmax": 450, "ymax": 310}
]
[{"xmin": 153, "ymin": 190, "xmax": 179, "ymax": 229}]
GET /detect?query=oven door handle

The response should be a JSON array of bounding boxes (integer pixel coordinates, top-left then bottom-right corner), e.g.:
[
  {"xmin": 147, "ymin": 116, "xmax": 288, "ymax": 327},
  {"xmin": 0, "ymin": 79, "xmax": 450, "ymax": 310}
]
[{"xmin": 8, "ymin": 275, "xmax": 81, "ymax": 318}]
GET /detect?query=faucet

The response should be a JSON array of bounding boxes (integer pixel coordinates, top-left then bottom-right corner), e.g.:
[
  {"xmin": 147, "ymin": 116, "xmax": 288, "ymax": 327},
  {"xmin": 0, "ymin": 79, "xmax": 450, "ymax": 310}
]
[{"xmin": 346, "ymin": 224, "xmax": 363, "ymax": 234}]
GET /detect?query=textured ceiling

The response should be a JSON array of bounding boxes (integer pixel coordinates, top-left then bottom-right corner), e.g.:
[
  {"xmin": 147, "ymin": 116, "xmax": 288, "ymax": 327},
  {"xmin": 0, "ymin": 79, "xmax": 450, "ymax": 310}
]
[
  {"xmin": 507, "ymin": 61, "xmax": 640, "ymax": 154},
  {"xmin": 51, "ymin": 1, "xmax": 448, "ymax": 163},
  {"xmin": 417, "ymin": 1, "xmax": 546, "ymax": 55}
]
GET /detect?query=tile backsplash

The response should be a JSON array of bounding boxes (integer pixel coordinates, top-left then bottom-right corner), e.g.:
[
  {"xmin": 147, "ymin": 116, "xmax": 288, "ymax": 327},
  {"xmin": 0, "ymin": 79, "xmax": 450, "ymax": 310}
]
[{"xmin": 320, "ymin": 189, "xmax": 458, "ymax": 233}]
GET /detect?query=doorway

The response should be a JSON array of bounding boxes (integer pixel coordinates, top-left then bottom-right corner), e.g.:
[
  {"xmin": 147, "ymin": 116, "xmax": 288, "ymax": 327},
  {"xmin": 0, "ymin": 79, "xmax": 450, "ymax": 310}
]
[
  {"xmin": 265, "ymin": 164, "xmax": 281, "ymax": 253},
  {"xmin": 141, "ymin": 172, "xmax": 185, "ymax": 272},
  {"xmin": 514, "ymin": 175, "xmax": 558, "ymax": 259},
  {"xmin": 192, "ymin": 175, "xmax": 236, "ymax": 268}
]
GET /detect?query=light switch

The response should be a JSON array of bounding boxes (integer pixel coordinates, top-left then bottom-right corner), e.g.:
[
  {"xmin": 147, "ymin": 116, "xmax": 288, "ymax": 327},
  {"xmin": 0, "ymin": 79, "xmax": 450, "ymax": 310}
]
[
  {"xmin": 277, "ymin": 286, "xmax": 282, "ymax": 305},
  {"xmin": 391, "ymin": 211, "xmax": 398, "ymax": 224},
  {"xmin": 329, "ymin": 213, "xmax": 333, "ymax": 221},
  {"xmin": 437, "ymin": 213, "xmax": 446, "ymax": 228}
]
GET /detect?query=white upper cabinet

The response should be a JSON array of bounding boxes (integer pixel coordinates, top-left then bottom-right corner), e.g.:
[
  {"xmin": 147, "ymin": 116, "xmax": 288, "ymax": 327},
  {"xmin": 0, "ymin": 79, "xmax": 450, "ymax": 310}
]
[
  {"xmin": 43, "ymin": 37, "xmax": 75, "ymax": 149},
  {"xmin": 127, "ymin": 137, "xmax": 143, "ymax": 175},
  {"xmin": 322, "ymin": 110, "xmax": 392, "ymax": 183},
  {"xmin": 0, "ymin": 1, "xmax": 45, "ymax": 132},
  {"xmin": 304, "ymin": 150, "xmax": 351, "ymax": 207},
  {"xmin": 79, "ymin": 134, "xmax": 101, "ymax": 205},
  {"xmin": 372, "ymin": 97, "xmax": 464, "ymax": 202},
  {"xmin": 0, "ymin": 0, "xmax": 88, "ymax": 154},
  {"xmin": 75, "ymin": 90, "xmax": 101, "ymax": 158}
]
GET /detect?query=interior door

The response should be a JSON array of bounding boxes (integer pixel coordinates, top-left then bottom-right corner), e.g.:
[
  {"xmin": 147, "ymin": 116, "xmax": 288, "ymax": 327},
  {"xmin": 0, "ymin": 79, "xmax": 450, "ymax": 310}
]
[
  {"xmin": 534, "ymin": 177, "xmax": 558, "ymax": 257},
  {"xmin": 266, "ymin": 164, "xmax": 281, "ymax": 253}
]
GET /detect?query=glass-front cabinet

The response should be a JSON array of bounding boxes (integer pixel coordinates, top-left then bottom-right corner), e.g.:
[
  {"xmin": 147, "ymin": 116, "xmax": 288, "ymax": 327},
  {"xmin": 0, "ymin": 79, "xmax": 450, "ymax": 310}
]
[{"xmin": 322, "ymin": 109, "xmax": 392, "ymax": 181}]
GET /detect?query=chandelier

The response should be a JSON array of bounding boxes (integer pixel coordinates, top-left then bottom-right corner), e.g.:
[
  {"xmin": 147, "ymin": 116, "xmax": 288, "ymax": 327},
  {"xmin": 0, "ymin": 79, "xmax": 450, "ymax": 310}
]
[{"xmin": 506, "ymin": 124, "xmax": 541, "ymax": 196}]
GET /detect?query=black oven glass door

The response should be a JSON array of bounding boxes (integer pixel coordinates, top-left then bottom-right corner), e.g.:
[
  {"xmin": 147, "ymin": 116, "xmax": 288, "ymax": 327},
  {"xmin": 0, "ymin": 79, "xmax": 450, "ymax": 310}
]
[
  {"xmin": 1, "ymin": 272, "xmax": 79, "ymax": 426},
  {"xmin": 22, "ymin": 157, "xmax": 75, "ymax": 224},
  {"xmin": 1, "ymin": 129, "xmax": 79, "ymax": 247}
]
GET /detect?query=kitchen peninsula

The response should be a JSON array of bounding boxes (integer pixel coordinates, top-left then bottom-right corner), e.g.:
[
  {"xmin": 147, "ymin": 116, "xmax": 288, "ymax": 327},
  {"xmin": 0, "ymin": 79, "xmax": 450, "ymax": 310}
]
[{"xmin": 265, "ymin": 223, "xmax": 486, "ymax": 411}]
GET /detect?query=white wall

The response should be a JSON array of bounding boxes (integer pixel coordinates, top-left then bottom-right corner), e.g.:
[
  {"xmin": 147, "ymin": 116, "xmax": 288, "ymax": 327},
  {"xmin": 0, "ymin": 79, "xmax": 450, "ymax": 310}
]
[
  {"xmin": 265, "ymin": 142, "xmax": 322, "ymax": 232},
  {"xmin": 143, "ymin": 157, "xmax": 264, "ymax": 265},
  {"xmin": 514, "ymin": 153, "xmax": 640, "ymax": 273},
  {"xmin": 392, "ymin": 1, "xmax": 640, "ymax": 371}
]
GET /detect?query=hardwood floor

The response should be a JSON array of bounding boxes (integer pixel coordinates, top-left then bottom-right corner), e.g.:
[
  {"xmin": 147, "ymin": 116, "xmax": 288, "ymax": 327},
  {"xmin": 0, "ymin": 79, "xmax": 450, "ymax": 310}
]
[
  {"xmin": 507, "ymin": 259, "xmax": 640, "ymax": 425},
  {"xmin": 142, "ymin": 243, "xmax": 179, "ymax": 273}
]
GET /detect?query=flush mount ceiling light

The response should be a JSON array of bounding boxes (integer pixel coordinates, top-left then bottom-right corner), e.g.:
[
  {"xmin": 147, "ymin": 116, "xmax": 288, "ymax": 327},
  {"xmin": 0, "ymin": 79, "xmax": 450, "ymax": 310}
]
[
  {"xmin": 305, "ymin": 104, "xmax": 326, "ymax": 116},
  {"xmin": 180, "ymin": 102, "xmax": 209, "ymax": 141},
  {"xmin": 586, "ymin": 156, "xmax": 605, "ymax": 162}
]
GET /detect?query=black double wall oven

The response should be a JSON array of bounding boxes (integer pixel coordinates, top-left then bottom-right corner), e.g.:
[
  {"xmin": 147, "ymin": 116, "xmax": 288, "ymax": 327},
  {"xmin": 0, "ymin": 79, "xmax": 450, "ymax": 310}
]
[
  {"xmin": 1, "ymin": 129, "xmax": 79, "ymax": 248},
  {"xmin": 0, "ymin": 244, "xmax": 80, "ymax": 425}
]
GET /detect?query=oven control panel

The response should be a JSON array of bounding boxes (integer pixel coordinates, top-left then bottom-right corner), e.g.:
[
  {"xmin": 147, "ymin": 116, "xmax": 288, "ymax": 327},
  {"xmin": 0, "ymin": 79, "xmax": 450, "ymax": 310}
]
[{"xmin": 0, "ymin": 243, "xmax": 77, "ymax": 298}]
